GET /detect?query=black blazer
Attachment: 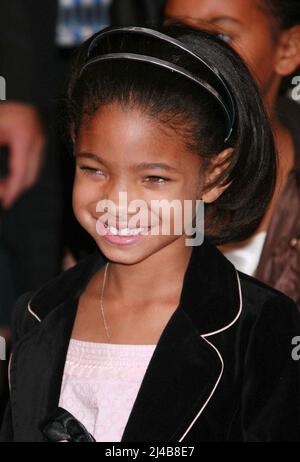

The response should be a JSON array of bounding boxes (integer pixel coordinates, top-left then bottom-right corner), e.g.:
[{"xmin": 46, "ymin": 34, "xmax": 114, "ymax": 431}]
[{"xmin": 1, "ymin": 240, "xmax": 300, "ymax": 442}]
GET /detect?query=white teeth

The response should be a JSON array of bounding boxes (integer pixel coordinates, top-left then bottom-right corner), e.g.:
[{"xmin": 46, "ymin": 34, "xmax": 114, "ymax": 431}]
[
  {"xmin": 119, "ymin": 228, "xmax": 133, "ymax": 236},
  {"xmin": 107, "ymin": 225, "xmax": 145, "ymax": 236},
  {"xmin": 109, "ymin": 226, "xmax": 118, "ymax": 235}
]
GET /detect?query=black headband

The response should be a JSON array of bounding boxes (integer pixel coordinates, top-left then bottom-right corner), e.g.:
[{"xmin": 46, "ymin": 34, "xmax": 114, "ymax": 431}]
[{"xmin": 78, "ymin": 26, "xmax": 236, "ymax": 143}]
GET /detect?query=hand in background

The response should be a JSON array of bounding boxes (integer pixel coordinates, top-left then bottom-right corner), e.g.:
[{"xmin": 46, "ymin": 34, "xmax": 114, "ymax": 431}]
[{"xmin": 0, "ymin": 102, "xmax": 45, "ymax": 209}]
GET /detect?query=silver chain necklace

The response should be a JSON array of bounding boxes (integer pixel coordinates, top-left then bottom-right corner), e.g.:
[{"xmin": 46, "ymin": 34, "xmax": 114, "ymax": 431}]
[{"xmin": 100, "ymin": 262, "xmax": 111, "ymax": 342}]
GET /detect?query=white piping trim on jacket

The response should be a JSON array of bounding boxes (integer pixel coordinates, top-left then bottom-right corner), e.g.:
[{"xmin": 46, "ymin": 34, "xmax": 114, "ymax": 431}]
[
  {"xmin": 203, "ymin": 271, "xmax": 243, "ymax": 338},
  {"xmin": 27, "ymin": 300, "xmax": 42, "ymax": 323},
  {"xmin": 8, "ymin": 301, "xmax": 42, "ymax": 393},
  {"xmin": 178, "ymin": 271, "xmax": 243, "ymax": 442},
  {"xmin": 8, "ymin": 353, "xmax": 12, "ymax": 392}
]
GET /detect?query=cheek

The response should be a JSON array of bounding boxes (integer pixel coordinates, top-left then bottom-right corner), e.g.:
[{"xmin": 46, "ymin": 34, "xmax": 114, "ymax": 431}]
[
  {"xmin": 72, "ymin": 176, "xmax": 86, "ymax": 211},
  {"xmin": 156, "ymin": 183, "xmax": 201, "ymax": 232},
  {"xmin": 72, "ymin": 175, "xmax": 97, "ymax": 218},
  {"xmin": 72, "ymin": 183, "xmax": 86, "ymax": 228},
  {"xmin": 234, "ymin": 34, "xmax": 278, "ymax": 86},
  {"xmin": 72, "ymin": 181, "xmax": 100, "ymax": 238}
]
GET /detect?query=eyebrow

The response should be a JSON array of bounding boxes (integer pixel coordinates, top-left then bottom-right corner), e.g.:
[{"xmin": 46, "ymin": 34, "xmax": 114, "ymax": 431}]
[
  {"xmin": 75, "ymin": 152, "xmax": 106, "ymax": 163},
  {"xmin": 135, "ymin": 162, "xmax": 178, "ymax": 173},
  {"xmin": 210, "ymin": 16, "xmax": 242, "ymax": 26},
  {"xmin": 164, "ymin": 14, "xmax": 241, "ymax": 26},
  {"xmin": 76, "ymin": 152, "xmax": 178, "ymax": 173}
]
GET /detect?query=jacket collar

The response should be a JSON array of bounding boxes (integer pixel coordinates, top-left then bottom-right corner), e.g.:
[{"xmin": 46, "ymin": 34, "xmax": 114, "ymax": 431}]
[
  {"xmin": 27, "ymin": 239, "xmax": 240, "ymax": 337},
  {"xmin": 27, "ymin": 250, "xmax": 106, "ymax": 322},
  {"xmin": 12, "ymin": 239, "xmax": 242, "ymax": 442}
]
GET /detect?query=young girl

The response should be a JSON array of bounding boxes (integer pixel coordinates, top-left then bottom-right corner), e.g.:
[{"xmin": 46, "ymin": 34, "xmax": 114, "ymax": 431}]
[
  {"xmin": 1, "ymin": 24, "xmax": 300, "ymax": 442},
  {"xmin": 165, "ymin": 0, "xmax": 300, "ymax": 307}
]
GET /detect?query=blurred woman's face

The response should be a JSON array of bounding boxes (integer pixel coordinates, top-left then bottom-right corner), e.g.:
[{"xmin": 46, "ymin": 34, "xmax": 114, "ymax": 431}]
[{"xmin": 165, "ymin": 0, "xmax": 282, "ymax": 99}]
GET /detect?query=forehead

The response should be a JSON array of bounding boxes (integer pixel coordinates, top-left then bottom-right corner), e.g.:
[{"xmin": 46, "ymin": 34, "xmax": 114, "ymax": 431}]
[
  {"xmin": 77, "ymin": 104, "xmax": 197, "ymax": 166},
  {"xmin": 78, "ymin": 104, "xmax": 176, "ymax": 145},
  {"xmin": 165, "ymin": 0, "xmax": 262, "ymax": 23}
]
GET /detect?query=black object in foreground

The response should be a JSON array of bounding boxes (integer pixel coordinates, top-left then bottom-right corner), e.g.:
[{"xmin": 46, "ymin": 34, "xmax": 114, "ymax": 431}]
[{"xmin": 40, "ymin": 407, "xmax": 96, "ymax": 442}]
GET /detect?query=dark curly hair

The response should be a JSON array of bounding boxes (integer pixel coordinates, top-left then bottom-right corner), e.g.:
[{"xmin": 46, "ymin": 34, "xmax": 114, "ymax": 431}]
[{"xmin": 65, "ymin": 24, "xmax": 277, "ymax": 245}]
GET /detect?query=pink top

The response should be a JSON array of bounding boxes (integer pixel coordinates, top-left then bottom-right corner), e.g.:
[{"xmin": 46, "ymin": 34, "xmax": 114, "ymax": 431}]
[{"xmin": 58, "ymin": 339, "xmax": 156, "ymax": 442}]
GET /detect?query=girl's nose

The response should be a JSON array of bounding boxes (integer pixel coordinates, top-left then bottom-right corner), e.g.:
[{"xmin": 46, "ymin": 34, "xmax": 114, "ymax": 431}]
[{"xmin": 101, "ymin": 178, "xmax": 141, "ymax": 220}]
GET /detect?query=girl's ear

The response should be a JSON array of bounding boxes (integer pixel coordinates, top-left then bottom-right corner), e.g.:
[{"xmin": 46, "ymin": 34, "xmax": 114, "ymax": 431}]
[
  {"xmin": 202, "ymin": 147, "xmax": 234, "ymax": 203},
  {"xmin": 274, "ymin": 26, "xmax": 300, "ymax": 76}
]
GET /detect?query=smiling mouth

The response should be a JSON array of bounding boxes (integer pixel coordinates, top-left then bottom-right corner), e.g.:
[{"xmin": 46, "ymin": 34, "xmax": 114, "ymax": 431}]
[{"xmin": 103, "ymin": 223, "xmax": 149, "ymax": 236}]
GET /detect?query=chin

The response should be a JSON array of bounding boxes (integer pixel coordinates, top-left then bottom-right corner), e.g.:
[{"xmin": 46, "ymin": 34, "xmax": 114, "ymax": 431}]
[
  {"xmin": 96, "ymin": 242, "xmax": 151, "ymax": 266},
  {"xmin": 96, "ymin": 234, "xmax": 180, "ymax": 267}
]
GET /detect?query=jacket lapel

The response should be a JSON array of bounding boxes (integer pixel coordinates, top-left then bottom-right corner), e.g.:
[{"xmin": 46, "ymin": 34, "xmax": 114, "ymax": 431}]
[
  {"xmin": 121, "ymin": 308, "xmax": 222, "ymax": 442},
  {"xmin": 121, "ymin": 241, "xmax": 242, "ymax": 442}
]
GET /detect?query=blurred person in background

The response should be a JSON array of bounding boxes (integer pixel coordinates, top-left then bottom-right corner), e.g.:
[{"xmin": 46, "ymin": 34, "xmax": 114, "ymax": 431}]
[{"xmin": 165, "ymin": 0, "xmax": 300, "ymax": 308}]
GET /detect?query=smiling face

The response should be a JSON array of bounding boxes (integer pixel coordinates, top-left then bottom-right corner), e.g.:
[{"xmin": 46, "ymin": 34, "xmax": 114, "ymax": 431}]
[
  {"xmin": 165, "ymin": 0, "xmax": 283, "ymax": 106},
  {"xmin": 73, "ymin": 103, "xmax": 205, "ymax": 265}
]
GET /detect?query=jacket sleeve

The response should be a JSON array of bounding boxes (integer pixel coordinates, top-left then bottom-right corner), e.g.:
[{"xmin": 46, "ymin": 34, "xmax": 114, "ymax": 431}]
[
  {"xmin": 0, "ymin": 291, "xmax": 34, "ymax": 442},
  {"xmin": 241, "ymin": 293, "xmax": 300, "ymax": 442}
]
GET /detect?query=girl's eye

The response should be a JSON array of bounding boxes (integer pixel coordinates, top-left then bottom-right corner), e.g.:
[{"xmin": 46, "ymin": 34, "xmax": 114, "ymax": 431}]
[
  {"xmin": 143, "ymin": 176, "xmax": 170, "ymax": 184},
  {"xmin": 217, "ymin": 33, "xmax": 232, "ymax": 43},
  {"xmin": 79, "ymin": 166, "xmax": 105, "ymax": 176}
]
